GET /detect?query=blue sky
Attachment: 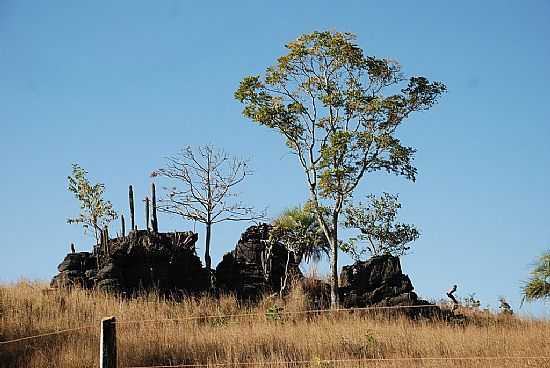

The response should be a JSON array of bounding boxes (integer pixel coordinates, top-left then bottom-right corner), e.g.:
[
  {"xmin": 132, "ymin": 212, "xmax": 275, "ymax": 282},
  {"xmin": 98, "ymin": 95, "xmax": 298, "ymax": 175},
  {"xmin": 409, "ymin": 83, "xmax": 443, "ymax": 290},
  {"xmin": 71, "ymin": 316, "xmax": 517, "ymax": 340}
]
[{"xmin": 1, "ymin": 1, "xmax": 549, "ymax": 316}]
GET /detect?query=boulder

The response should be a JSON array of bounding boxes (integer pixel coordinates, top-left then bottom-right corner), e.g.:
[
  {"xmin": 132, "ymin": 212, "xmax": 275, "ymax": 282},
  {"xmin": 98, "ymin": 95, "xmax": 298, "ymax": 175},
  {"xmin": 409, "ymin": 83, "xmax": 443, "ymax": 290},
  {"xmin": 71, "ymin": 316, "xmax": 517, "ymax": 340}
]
[
  {"xmin": 339, "ymin": 255, "xmax": 438, "ymax": 317},
  {"xmin": 216, "ymin": 223, "xmax": 302, "ymax": 299},
  {"xmin": 50, "ymin": 270, "xmax": 86, "ymax": 288},
  {"xmin": 57, "ymin": 252, "xmax": 96, "ymax": 272},
  {"xmin": 51, "ymin": 230, "xmax": 209, "ymax": 296}
]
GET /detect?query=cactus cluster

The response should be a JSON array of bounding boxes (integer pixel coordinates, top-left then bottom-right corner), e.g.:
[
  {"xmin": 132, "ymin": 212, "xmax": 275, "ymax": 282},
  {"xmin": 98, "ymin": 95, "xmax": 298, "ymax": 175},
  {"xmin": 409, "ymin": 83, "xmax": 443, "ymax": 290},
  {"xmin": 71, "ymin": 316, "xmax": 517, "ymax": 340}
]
[{"xmin": 126, "ymin": 183, "xmax": 159, "ymax": 234}]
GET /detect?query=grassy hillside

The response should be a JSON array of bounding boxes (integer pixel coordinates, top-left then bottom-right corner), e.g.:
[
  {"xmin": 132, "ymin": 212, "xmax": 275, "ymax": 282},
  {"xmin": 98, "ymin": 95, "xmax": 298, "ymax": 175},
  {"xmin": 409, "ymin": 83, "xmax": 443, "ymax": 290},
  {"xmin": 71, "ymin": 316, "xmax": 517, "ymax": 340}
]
[{"xmin": 0, "ymin": 281, "xmax": 549, "ymax": 368}]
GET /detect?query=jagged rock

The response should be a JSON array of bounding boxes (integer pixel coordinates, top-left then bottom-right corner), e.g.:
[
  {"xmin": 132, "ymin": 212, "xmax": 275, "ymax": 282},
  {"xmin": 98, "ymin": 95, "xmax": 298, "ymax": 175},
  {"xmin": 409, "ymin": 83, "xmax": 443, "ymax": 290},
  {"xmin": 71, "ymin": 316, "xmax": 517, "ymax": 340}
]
[
  {"xmin": 51, "ymin": 230, "xmax": 209, "ymax": 296},
  {"xmin": 339, "ymin": 255, "xmax": 439, "ymax": 317},
  {"xmin": 57, "ymin": 252, "xmax": 96, "ymax": 272},
  {"xmin": 216, "ymin": 223, "xmax": 302, "ymax": 299},
  {"xmin": 50, "ymin": 270, "xmax": 86, "ymax": 288},
  {"xmin": 52, "ymin": 226, "xmax": 439, "ymax": 318}
]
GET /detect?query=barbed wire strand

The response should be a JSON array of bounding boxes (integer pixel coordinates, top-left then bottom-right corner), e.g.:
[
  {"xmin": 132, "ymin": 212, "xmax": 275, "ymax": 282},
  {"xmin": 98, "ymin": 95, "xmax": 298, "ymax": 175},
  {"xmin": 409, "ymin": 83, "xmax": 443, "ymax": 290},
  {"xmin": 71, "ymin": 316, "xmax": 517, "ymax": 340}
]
[
  {"xmin": 125, "ymin": 356, "xmax": 550, "ymax": 368},
  {"xmin": 115, "ymin": 304, "xmax": 442, "ymax": 325},
  {"xmin": 0, "ymin": 324, "xmax": 97, "ymax": 346}
]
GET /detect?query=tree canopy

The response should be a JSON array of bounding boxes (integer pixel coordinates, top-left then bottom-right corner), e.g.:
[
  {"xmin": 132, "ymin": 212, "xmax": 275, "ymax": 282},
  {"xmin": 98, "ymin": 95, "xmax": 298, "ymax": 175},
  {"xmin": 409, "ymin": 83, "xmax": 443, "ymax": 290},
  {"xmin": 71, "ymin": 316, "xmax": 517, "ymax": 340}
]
[
  {"xmin": 236, "ymin": 30, "xmax": 446, "ymax": 306},
  {"xmin": 67, "ymin": 163, "xmax": 117, "ymax": 244},
  {"xmin": 343, "ymin": 193, "xmax": 420, "ymax": 259}
]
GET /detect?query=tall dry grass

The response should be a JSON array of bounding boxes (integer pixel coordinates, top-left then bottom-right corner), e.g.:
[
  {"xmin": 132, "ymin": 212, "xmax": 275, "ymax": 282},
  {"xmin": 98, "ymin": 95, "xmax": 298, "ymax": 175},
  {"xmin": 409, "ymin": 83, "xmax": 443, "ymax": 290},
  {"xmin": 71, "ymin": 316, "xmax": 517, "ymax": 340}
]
[{"xmin": 0, "ymin": 280, "xmax": 549, "ymax": 368}]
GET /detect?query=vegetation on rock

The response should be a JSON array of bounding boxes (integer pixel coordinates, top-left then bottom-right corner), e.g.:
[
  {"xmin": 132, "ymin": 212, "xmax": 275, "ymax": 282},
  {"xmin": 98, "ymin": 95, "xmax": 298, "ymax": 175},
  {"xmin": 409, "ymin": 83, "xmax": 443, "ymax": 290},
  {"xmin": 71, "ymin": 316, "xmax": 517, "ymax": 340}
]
[
  {"xmin": 66, "ymin": 163, "xmax": 117, "ymax": 244},
  {"xmin": 152, "ymin": 145, "xmax": 264, "ymax": 272},
  {"xmin": 343, "ymin": 192, "xmax": 420, "ymax": 259}
]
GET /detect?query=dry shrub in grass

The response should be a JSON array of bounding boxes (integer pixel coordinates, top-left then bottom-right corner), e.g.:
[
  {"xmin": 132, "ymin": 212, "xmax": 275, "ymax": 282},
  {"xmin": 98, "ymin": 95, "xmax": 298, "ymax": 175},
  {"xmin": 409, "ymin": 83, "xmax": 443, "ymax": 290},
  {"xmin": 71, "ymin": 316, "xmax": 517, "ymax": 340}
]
[{"xmin": 0, "ymin": 281, "xmax": 549, "ymax": 368}]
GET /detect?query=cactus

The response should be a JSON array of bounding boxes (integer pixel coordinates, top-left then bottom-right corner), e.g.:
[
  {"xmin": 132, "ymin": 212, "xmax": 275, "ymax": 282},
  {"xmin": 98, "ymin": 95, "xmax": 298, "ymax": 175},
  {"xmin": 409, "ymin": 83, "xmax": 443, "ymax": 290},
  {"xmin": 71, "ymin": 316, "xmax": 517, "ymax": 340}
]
[
  {"xmin": 121, "ymin": 214, "xmax": 125, "ymax": 237},
  {"xmin": 129, "ymin": 185, "xmax": 135, "ymax": 231},
  {"xmin": 145, "ymin": 197, "xmax": 150, "ymax": 231},
  {"xmin": 103, "ymin": 225, "xmax": 110, "ymax": 255},
  {"xmin": 151, "ymin": 183, "xmax": 158, "ymax": 232}
]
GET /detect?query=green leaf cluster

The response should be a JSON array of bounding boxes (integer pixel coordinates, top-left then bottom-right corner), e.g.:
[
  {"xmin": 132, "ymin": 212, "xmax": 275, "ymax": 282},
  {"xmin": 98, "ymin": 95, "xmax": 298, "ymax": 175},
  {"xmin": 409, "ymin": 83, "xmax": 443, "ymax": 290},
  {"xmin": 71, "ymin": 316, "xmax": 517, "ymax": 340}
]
[
  {"xmin": 270, "ymin": 203, "xmax": 330, "ymax": 264},
  {"xmin": 343, "ymin": 193, "xmax": 419, "ymax": 259},
  {"xmin": 522, "ymin": 251, "xmax": 550, "ymax": 302},
  {"xmin": 235, "ymin": 30, "xmax": 446, "ymax": 204},
  {"xmin": 67, "ymin": 163, "xmax": 117, "ymax": 242}
]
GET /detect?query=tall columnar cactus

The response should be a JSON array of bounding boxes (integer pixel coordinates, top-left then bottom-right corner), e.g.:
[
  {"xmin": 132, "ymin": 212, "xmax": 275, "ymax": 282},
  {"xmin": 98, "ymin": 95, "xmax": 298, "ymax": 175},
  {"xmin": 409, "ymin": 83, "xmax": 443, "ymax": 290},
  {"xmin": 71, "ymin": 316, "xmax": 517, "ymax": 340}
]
[
  {"xmin": 103, "ymin": 225, "xmax": 110, "ymax": 255},
  {"xmin": 121, "ymin": 214, "xmax": 125, "ymax": 237},
  {"xmin": 145, "ymin": 197, "xmax": 150, "ymax": 231},
  {"xmin": 151, "ymin": 183, "xmax": 158, "ymax": 233},
  {"xmin": 129, "ymin": 185, "xmax": 135, "ymax": 231}
]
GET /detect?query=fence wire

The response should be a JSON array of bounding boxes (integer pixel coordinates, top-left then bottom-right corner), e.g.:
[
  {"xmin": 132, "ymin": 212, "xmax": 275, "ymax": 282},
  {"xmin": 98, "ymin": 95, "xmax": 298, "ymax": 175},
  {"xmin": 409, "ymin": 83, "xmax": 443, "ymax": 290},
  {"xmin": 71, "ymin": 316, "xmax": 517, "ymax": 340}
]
[
  {"xmin": 114, "ymin": 304, "xmax": 442, "ymax": 325},
  {"xmin": 0, "ymin": 324, "xmax": 97, "ymax": 345},
  {"xmin": 0, "ymin": 304, "xmax": 442, "ymax": 345},
  {"xmin": 124, "ymin": 356, "xmax": 550, "ymax": 368}
]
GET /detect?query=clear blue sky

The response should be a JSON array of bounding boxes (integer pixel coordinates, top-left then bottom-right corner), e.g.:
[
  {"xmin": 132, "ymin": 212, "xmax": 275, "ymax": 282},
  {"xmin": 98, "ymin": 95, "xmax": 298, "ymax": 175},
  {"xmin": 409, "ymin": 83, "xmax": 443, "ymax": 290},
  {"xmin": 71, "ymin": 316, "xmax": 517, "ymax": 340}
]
[{"xmin": 1, "ymin": 1, "xmax": 548, "ymax": 316}]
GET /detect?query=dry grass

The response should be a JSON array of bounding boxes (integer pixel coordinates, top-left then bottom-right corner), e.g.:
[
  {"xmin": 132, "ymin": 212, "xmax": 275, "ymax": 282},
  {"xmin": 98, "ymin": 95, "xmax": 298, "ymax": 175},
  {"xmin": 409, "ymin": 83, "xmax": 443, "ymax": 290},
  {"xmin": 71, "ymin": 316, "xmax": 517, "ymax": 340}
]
[{"xmin": 1, "ymin": 281, "xmax": 549, "ymax": 368}]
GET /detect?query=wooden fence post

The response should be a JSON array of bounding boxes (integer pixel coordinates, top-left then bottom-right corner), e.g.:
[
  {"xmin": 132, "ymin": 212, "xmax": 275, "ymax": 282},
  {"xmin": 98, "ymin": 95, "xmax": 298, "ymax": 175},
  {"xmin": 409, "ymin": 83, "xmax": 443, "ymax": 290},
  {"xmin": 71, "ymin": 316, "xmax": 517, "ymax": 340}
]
[{"xmin": 100, "ymin": 316, "xmax": 117, "ymax": 368}]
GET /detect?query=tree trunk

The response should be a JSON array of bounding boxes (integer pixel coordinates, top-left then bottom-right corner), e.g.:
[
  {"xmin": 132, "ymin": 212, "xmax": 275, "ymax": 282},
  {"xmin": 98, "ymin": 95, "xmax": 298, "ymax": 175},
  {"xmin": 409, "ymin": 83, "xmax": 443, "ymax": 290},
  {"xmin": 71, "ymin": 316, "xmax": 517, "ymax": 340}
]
[
  {"xmin": 307, "ymin": 187, "xmax": 340, "ymax": 308},
  {"xmin": 205, "ymin": 222, "xmax": 212, "ymax": 271},
  {"xmin": 330, "ymin": 219, "xmax": 339, "ymax": 309}
]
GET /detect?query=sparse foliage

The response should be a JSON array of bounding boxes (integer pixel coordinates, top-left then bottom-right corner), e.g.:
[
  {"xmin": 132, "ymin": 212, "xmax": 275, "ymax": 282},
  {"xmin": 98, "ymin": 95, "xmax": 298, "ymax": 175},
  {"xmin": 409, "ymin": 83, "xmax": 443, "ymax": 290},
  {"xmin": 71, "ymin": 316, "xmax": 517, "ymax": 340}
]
[
  {"xmin": 236, "ymin": 30, "xmax": 446, "ymax": 306},
  {"xmin": 522, "ymin": 251, "xmax": 550, "ymax": 302},
  {"xmin": 152, "ymin": 145, "xmax": 264, "ymax": 271},
  {"xmin": 270, "ymin": 204, "xmax": 330, "ymax": 264},
  {"xmin": 269, "ymin": 204, "xmax": 331, "ymax": 294},
  {"xmin": 67, "ymin": 164, "xmax": 118, "ymax": 244},
  {"xmin": 343, "ymin": 192, "xmax": 419, "ymax": 260}
]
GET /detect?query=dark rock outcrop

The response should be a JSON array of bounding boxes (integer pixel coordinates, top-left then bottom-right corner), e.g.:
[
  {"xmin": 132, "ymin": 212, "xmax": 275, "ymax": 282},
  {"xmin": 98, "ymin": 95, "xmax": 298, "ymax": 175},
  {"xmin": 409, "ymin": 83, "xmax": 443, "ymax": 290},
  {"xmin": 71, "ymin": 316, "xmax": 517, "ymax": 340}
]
[
  {"xmin": 216, "ymin": 223, "xmax": 302, "ymax": 299},
  {"xmin": 51, "ymin": 252, "xmax": 97, "ymax": 289},
  {"xmin": 51, "ymin": 230, "xmax": 209, "ymax": 296},
  {"xmin": 339, "ymin": 255, "xmax": 438, "ymax": 316},
  {"xmin": 52, "ymin": 226, "xmax": 441, "ymax": 319}
]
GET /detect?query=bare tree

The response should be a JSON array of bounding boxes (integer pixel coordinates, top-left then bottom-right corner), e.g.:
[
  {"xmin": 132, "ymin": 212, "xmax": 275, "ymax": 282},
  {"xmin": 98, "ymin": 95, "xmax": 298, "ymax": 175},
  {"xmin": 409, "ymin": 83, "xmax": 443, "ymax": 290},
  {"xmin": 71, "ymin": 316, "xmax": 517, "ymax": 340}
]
[{"xmin": 152, "ymin": 145, "xmax": 264, "ymax": 271}]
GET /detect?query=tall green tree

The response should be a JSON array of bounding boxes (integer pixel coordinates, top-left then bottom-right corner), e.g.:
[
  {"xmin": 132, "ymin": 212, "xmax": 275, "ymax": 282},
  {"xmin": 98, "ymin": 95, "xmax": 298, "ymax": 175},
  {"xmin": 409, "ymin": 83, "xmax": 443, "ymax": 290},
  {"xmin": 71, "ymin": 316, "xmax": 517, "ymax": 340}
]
[
  {"xmin": 67, "ymin": 164, "xmax": 118, "ymax": 244},
  {"xmin": 522, "ymin": 251, "xmax": 550, "ymax": 302},
  {"xmin": 235, "ymin": 31, "xmax": 446, "ymax": 307},
  {"xmin": 343, "ymin": 192, "xmax": 419, "ymax": 260}
]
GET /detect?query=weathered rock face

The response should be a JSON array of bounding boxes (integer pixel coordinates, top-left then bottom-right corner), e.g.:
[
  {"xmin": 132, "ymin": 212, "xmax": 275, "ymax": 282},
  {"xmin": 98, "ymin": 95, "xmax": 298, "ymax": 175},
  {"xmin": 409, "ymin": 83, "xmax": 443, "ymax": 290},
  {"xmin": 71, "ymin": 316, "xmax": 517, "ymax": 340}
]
[
  {"xmin": 216, "ymin": 223, "xmax": 302, "ymax": 299},
  {"xmin": 51, "ymin": 230, "xmax": 209, "ymax": 295},
  {"xmin": 51, "ymin": 252, "xmax": 97, "ymax": 289},
  {"xmin": 339, "ymin": 255, "xmax": 432, "ymax": 311},
  {"xmin": 52, "ymin": 226, "xmax": 439, "ymax": 317}
]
